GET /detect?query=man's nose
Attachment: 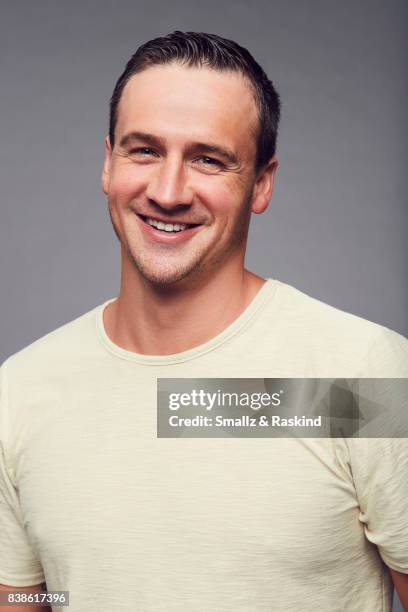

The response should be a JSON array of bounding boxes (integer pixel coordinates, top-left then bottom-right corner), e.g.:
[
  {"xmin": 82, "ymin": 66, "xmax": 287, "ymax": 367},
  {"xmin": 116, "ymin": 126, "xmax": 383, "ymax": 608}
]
[{"xmin": 145, "ymin": 157, "xmax": 192, "ymax": 209}]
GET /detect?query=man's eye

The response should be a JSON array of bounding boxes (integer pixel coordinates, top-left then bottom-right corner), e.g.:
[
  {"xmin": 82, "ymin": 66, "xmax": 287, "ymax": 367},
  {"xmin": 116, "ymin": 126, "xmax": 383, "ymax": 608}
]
[
  {"xmin": 196, "ymin": 156, "xmax": 222, "ymax": 167},
  {"xmin": 130, "ymin": 147, "xmax": 156, "ymax": 157}
]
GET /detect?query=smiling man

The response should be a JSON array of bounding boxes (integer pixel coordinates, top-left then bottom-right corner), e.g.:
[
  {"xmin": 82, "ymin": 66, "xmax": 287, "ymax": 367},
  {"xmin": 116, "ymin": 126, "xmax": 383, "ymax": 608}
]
[
  {"xmin": 101, "ymin": 54, "xmax": 277, "ymax": 355},
  {"xmin": 0, "ymin": 31, "xmax": 407, "ymax": 612}
]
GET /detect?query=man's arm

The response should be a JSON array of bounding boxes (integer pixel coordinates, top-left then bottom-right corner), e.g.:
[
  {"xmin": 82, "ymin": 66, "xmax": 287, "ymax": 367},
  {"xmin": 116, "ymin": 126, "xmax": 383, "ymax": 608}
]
[
  {"xmin": 0, "ymin": 583, "xmax": 52, "ymax": 612},
  {"xmin": 390, "ymin": 569, "xmax": 408, "ymax": 611}
]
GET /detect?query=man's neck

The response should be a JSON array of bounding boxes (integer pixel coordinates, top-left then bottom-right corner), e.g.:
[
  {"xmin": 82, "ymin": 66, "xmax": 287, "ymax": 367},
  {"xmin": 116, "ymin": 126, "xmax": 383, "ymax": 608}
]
[{"xmin": 103, "ymin": 266, "xmax": 266, "ymax": 356}]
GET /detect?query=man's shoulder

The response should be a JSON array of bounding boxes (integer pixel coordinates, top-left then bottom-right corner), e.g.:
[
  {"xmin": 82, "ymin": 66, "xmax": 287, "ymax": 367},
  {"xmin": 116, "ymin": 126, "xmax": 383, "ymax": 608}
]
[
  {"xmin": 264, "ymin": 279, "xmax": 408, "ymax": 376},
  {"xmin": 2, "ymin": 300, "xmax": 107, "ymax": 378},
  {"xmin": 273, "ymin": 279, "xmax": 401, "ymax": 334}
]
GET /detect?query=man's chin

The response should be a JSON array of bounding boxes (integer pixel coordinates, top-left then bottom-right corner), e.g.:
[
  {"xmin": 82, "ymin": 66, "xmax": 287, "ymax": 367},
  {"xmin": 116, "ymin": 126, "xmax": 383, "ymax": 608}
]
[{"xmin": 131, "ymin": 259, "xmax": 203, "ymax": 287}]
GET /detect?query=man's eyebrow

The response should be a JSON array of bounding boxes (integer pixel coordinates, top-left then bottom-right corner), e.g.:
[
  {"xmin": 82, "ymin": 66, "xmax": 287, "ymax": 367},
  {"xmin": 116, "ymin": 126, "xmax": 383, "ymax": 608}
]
[
  {"xmin": 118, "ymin": 131, "xmax": 165, "ymax": 149},
  {"xmin": 118, "ymin": 131, "xmax": 239, "ymax": 165}
]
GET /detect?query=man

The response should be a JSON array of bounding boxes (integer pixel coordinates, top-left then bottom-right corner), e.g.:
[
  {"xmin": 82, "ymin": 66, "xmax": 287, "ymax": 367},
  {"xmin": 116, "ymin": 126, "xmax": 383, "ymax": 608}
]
[{"xmin": 0, "ymin": 31, "xmax": 407, "ymax": 611}]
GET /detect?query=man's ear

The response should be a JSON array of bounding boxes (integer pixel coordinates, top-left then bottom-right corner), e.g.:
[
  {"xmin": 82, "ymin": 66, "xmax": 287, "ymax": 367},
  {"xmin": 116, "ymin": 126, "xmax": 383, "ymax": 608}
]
[
  {"xmin": 101, "ymin": 136, "xmax": 112, "ymax": 195},
  {"xmin": 251, "ymin": 156, "xmax": 278, "ymax": 215}
]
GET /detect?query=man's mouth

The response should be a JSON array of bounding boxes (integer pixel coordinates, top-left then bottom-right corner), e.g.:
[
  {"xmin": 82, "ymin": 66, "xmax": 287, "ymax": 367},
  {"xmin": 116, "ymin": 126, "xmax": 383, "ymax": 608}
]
[{"xmin": 138, "ymin": 214, "xmax": 200, "ymax": 233}]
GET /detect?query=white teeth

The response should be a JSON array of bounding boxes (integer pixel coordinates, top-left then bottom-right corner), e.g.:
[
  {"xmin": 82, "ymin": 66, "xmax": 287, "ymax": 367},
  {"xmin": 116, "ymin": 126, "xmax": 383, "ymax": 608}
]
[{"xmin": 145, "ymin": 217, "xmax": 188, "ymax": 232}]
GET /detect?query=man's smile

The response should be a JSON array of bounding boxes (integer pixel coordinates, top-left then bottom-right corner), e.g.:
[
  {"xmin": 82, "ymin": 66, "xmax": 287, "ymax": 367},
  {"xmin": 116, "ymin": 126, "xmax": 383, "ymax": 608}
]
[{"xmin": 135, "ymin": 213, "xmax": 204, "ymax": 243}]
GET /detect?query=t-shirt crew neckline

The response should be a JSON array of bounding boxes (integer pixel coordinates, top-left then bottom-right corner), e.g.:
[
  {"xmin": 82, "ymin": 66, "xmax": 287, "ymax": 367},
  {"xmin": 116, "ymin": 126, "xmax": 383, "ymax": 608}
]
[{"xmin": 95, "ymin": 278, "xmax": 278, "ymax": 365}]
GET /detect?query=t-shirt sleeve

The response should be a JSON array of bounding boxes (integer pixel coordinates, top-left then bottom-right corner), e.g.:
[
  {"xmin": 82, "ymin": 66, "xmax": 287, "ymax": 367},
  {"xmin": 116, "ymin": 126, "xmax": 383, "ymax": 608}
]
[
  {"xmin": 0, "ymin": 360, "xmax": 45, "ymax": 586},
  {"xmin": 347, "ymin": 437, "xmax": 408, "ymax": 573},
  {"xmin": 347, "ymin": 326, "xmax": 408, "ymax": 574}
]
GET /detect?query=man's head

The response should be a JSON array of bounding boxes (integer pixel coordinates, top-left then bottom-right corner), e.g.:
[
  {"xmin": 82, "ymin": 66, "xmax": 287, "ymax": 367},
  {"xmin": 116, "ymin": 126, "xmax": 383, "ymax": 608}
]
[
  {"xmin": 109, "ymin": 31, "xmax": 281, "ymax": 174},
  {"xmin": 102, "ymin": 32, "xmax": 281, "ymax": 286}
]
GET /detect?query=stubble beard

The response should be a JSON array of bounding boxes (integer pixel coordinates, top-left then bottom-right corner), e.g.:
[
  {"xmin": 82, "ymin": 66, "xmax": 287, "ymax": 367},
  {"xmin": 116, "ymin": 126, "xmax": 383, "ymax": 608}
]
[{"xmin": 108, "ymin": 195, "xmax": 252, "ymax": 287}]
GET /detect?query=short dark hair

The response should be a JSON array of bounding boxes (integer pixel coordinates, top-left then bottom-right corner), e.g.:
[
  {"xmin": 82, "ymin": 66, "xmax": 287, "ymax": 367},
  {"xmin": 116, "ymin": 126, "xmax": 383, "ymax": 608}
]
[{"xmin": 109, "ymin": 31, "xmax": 281, "ymax": 172}]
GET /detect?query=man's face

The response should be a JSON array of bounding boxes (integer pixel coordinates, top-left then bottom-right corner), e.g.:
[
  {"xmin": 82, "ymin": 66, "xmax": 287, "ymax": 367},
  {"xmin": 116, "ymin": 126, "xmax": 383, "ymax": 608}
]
[{"xmin": 102, "ymin": 63, "xmax": 277, "ymax": 285}]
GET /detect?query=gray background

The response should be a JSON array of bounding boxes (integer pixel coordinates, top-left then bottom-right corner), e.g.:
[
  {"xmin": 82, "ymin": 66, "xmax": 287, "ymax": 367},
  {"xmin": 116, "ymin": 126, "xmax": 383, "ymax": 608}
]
[{"xmin": 0, "ymin": 2, "xmax": 406, "ymax": 608}]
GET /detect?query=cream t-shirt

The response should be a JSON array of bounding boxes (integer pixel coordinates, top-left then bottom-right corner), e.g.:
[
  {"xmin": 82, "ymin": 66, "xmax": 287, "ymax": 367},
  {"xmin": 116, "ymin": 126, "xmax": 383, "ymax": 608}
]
[{"xmin": 0, "ymin": 278, "xmax": 407, "ymax": 611}]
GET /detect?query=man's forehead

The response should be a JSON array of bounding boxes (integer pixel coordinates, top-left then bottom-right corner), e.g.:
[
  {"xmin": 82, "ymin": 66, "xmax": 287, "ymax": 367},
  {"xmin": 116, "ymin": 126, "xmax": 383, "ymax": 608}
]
[{"xmin": 116, "ymin": 63, "xmax": 259, "ymax": 151}]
